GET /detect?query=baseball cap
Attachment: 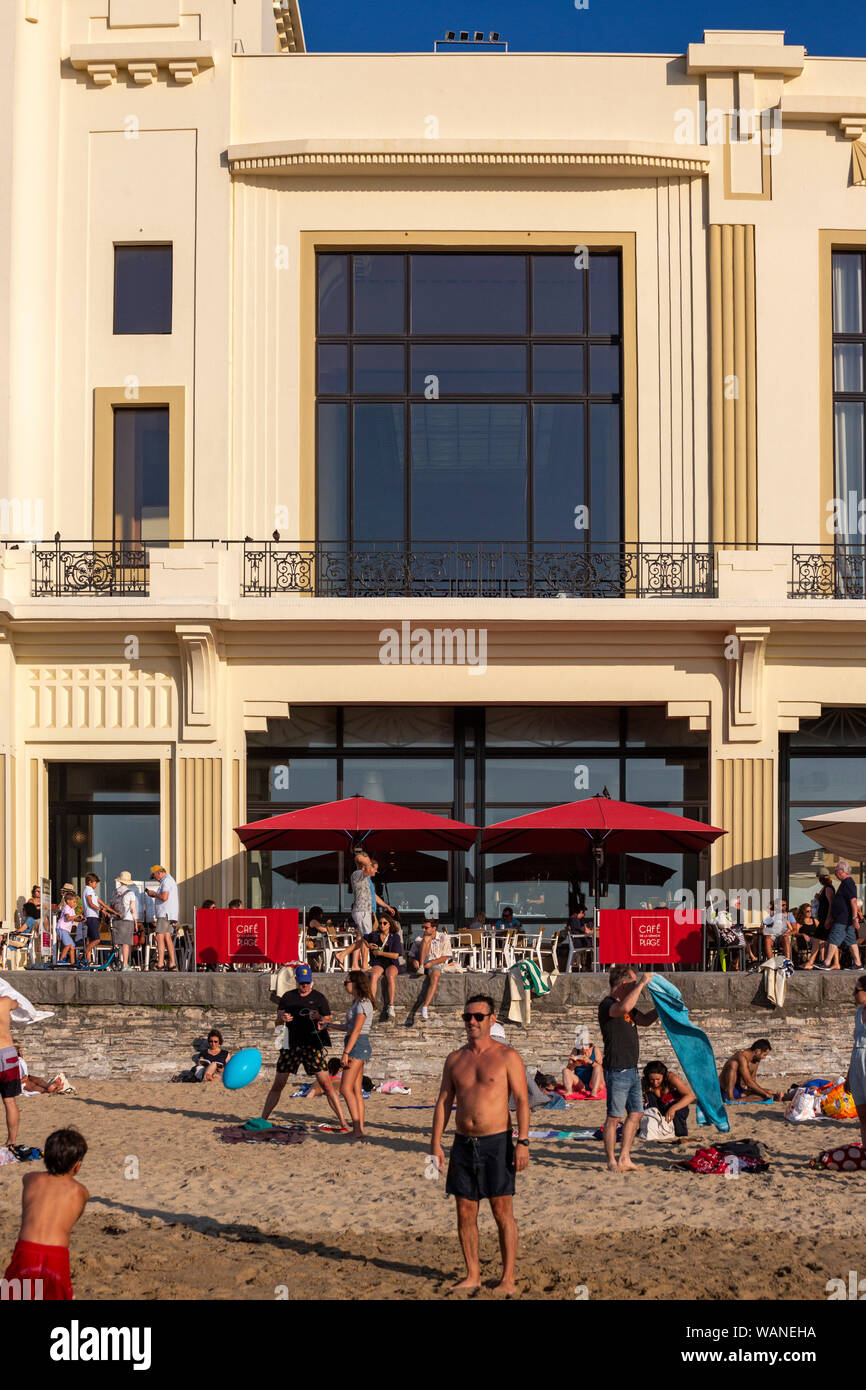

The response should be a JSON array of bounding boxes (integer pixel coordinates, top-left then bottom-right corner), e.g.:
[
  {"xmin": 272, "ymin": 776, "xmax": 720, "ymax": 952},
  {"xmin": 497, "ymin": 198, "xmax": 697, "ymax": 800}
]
[
  {"xmin": 295, "ymin": 963, "xmax": 313, "ymax": 983},
  {"xmin": 489, "ymin": 1022, "xmax": 507, "ymax": 1042},
  {"xmin": 150, "ymin": 865, "xmax": 165, "ymax": 875}
]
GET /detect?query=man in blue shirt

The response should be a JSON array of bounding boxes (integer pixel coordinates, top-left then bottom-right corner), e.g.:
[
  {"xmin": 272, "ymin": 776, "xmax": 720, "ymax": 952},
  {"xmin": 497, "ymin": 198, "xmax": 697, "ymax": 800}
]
[{"xmin": 494, "ymin": 906, "xmax": 522, "ymax": 934}]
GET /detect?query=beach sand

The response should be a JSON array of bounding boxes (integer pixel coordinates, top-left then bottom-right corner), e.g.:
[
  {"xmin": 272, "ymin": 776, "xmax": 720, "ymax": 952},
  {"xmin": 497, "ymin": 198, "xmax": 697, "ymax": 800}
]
[{"xmin": 2, "ymin": 1078, "xmax": 865, "ymax": 1301}]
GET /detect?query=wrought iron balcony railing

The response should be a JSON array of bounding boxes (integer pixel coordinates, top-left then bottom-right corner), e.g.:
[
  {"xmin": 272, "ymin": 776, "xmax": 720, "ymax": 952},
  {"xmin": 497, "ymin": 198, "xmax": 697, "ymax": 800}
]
[
  {"xmin": 31, "ymin": 539, "xmax": 150, "ymax": 597},
  {"xmin": 241, "ymin": 541, "xmax": 717, "ymax": 599},
  {"xmin": 790, "ymin": 546, "xmax": 866, "ymax": 600},
  {"xmin": 22, "ymin": 539, "xmax": 866, "ymax": 601}
]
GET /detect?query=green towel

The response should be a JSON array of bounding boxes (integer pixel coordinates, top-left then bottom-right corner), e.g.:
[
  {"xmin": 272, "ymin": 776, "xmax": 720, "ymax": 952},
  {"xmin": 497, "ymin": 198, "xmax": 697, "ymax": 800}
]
[{"xmin": 243, "ymin": 1117, "xmax": 273, "ymax": 1131}]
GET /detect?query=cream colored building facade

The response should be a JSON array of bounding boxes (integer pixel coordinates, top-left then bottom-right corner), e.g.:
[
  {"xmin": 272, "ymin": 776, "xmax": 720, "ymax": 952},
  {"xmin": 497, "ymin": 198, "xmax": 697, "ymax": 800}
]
[{"xmin": 1, "ymin": 0, "xmax": 866, "ymax": 925}]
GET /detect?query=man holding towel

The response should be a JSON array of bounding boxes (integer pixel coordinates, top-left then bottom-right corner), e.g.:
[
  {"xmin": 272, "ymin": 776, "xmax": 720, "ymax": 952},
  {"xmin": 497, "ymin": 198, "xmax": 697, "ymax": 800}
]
[{"xmin": 598, "ymin": 965, "xmax": 658, "ymax": 1172}]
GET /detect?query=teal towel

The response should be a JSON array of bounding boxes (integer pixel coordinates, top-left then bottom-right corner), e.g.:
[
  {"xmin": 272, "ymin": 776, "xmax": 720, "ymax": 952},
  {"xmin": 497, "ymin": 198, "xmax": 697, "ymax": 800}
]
[{"xmin": 647, "ymin": 975, "xmax": 729, "ymax": 1133}]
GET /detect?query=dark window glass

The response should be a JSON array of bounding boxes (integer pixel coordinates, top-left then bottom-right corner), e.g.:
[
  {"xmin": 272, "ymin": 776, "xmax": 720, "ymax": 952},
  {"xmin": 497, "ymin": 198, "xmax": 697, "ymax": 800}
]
[
  {"xmin": 343, "ymin": 758, "xmax": 454, "ymax": 804},
  {"xmin": 411, "ymin": 254, "xmax": 526, "ymax": 335},
  {"xmin": 317, "ymin": 344, "xmax": 348, "ymax": 394},
  {"xmin": 318, "ymin": 254, "xmax": 348, "ymax": 334},
  {"xmin": 353, "ymin": 344, "xmax": 405, "ymax": 394},
  {"xmin": 532, "ymin": 344, "xmax": 584, "ymax": 394},
  {"xmin": 590, "ymin": 344, "xmax": 620, "ymax": 395},
  {"xmin": 627, "ymin": 706, "xmax": 708, "ymax": 748},
  {"xmin": 790, "ymin": 755, "xmax": 866, "ymax": 804},
  {"xmin": 625, "ymin": 758, "xmax": 708, "ymax": 803},
  {"xmin": 343, "ymin": 706, "xmax": 454, "ymax": 746},
  {"xmin": 411, "ymin": 344, "xmax": 526, "ymax": 395},
  {"xmin": 589, "ymin": 403, "xmax": 621, "ymax": 544},
  {"xmin": 411, "ymin": 403, "xmax": 527, "ymax": 542},
  {"xmin": 113, "ymin": 245, "xmax": 172, "ymax": 334},
  {"xmin": 315, "ymin": 251, "xmax": 622, "ymax": 556},
  {"xmin": 533, "ymin": 404, "xmax": 584, "ymax": 542},
  {"xmin": 353, "ymin": 404, "xmax": 404, "ymax": 543},
  {"xmin": 532, "ymin": 255, "xmax": 584, "ymax": 334},
  {"xmin": 246, "ymin": 708, "xmax": 338, "ymax": 748},
  {"xmin": 113, "ymin": 407, "xmax": 170, "ymax": 544},
  {"xmin": 486, "ymin": 707, "xmax": 619, "ymax": 746},
  {"xmin": 832, "ymin": 252, "xmax": 866, "ymax": 544},
  {"xmin": 316, "ymin": 404, "xmax": 347, "ymax": 541},
  {"xmin": 353, "ymin": 254, "xmax": 405, "ymax": 333},
  {"xmin": 589, "ymin": 255, "xmax": 620, "ymax": 335},
  {"xmin": 486, "ymin": 757, "xmax": 620, "ymax": 803}
]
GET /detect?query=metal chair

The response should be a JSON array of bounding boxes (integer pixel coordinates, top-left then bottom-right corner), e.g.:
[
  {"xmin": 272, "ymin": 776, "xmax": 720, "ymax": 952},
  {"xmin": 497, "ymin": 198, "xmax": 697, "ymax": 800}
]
[
  {"xmin": 511, "ymin": 925, "xmax": 545, "ymax": 969},
  {"xmin": 450, "ymin": 930, "xmax": 482, "ymax": 971}
]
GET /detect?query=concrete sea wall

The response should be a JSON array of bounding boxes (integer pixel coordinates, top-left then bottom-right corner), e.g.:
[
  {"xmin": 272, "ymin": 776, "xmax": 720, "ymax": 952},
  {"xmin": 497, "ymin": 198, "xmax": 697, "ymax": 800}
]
[{"xmin": 2, "ymin": 970, "xmax": 858, "ymax": 1085}]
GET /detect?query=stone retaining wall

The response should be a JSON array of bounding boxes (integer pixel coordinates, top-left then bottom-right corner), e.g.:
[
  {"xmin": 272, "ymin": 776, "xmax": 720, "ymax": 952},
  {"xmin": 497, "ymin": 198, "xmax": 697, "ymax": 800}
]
[{"xmin": 2, "ymin": 970, "xmax": 858, "ymax": 1083}]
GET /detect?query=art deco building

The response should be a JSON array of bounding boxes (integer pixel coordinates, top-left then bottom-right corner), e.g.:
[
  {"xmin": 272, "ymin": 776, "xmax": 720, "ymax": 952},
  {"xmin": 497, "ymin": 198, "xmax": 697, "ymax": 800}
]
[{"xmin": 1, "ymin": 1, "xmax": 865, "ymax": 927}]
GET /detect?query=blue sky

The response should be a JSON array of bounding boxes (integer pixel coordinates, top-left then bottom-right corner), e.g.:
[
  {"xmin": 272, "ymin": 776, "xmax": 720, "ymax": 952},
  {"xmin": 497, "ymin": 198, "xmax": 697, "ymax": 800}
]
[{"xmin": 300, "ymin": 0, "xmax": 866, "ymax": 59}]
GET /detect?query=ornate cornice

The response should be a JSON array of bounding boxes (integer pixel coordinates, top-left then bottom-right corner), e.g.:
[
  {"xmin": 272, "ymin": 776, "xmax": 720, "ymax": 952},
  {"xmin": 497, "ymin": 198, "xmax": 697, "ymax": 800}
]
[{"xmin": 227, "ymin": 140, "xmax": 710, "ymax": 178}]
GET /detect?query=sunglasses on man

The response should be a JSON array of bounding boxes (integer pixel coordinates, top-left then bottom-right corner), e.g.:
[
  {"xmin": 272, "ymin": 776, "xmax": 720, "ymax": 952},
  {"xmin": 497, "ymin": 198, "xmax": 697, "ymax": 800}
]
[{"xmin": 462, "ymin": 1011, "xmax": 492, "ymax": 1023}]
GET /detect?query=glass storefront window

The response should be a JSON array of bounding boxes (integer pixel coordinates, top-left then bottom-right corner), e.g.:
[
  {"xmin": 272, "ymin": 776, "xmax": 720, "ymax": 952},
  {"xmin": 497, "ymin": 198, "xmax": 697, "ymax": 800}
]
[
  {"xmin": 343, "ymin": 707, "xmax": 453, "ymax": 747},
  {"xmin": 485, "ymin": 707, "xmax": 619, "ymax": 747},
  {"xmin": 625, "ymin": 758, "xmax": 708, "ymax": 804},
  {"xmin": 342, "ymin": 758, "xmax": 453, "ymax": 805},
  {"xmin": 48, "ymin": 762, "xmax": 160, "ymax": 905},
  {"xmin": 485, "ymin": 758, "xmax": 620, "ymax": 804},
  {"xmin": 247, "ymin": 706, "xmax": 707, "ymax": 926}
]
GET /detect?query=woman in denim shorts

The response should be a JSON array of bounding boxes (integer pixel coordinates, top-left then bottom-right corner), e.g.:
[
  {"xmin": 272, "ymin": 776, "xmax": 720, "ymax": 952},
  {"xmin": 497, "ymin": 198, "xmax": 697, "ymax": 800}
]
[{"xmin": 340, "ymin": 971, "xmax": 374, "ymax": 1142}]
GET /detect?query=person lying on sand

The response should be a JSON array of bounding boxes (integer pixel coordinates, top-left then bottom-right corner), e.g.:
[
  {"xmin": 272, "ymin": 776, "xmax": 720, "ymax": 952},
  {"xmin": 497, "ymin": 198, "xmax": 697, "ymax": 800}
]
[{"xmin": 719, "ymin": 1039, "xmax": 784, "ymax": 1102}]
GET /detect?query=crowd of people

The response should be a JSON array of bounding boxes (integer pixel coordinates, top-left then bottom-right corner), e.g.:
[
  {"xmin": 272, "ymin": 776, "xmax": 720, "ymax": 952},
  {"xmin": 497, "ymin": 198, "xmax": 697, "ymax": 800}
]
[{"xmin": 6, "ymin": 951, "xmax": 866, "ymax": 1300}]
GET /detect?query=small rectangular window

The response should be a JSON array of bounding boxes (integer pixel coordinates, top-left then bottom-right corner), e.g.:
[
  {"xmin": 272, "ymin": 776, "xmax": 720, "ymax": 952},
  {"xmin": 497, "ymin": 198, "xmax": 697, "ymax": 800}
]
[{"xmin": 113, "ymin": 245, "xmax": 173, "ymax": 334}]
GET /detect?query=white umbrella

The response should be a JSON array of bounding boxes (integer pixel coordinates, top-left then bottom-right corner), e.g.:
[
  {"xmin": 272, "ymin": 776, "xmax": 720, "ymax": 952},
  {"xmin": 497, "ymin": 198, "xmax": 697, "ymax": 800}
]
[{"xmin": 799, "ymin": 808, "xmax": 866, "ymax": 863}]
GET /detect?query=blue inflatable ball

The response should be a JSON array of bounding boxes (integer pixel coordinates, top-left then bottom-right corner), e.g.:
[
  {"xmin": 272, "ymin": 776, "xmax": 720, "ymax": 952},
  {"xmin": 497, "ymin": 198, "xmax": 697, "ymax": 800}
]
[{"xmin": 222, "ymin": 1048, "xmax": 262, "ymax": 1091}]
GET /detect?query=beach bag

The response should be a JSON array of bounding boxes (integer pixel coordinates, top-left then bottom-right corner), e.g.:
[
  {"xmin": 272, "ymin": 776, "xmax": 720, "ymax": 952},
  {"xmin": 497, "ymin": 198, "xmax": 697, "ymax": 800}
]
[
  {"xmin": 785, "ymin": 1086, "xmax": 823, "ymax": 1123},
  {"xmin": 811, "ymin": 1144, "xmax": 866, "ymax": 1172},
  {"xmin": 821, "ymin": 1079, "xmax": 858, "ymax": 1121},
  {"xmin": 640, "ymin": 1109, "xmax": 675, "ymax": 1141}
]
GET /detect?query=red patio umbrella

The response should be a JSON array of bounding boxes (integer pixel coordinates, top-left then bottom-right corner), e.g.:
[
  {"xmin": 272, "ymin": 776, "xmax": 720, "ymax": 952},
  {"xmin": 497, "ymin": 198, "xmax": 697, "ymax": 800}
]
[
  {"xmin": 482, "ymin": 796, "xmax": 725, "ymax": 969},
  {"xmin": 234, "ymin": 795, "xmax": 479, "ymax": 855},
  {"xmin": 489, "ymin": 850, "xmax": 675, "ymax": 888},
  {"xmin": 275, "ymin": 847, "xmax": 472, "ymax": 884}
]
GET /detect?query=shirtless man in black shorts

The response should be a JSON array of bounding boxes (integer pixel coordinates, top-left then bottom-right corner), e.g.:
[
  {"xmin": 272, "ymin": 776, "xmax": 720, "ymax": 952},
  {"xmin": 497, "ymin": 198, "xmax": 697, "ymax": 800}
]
[{"xmin": 429, "ymin": 993, "xmax": 530, "ymax": 1294}]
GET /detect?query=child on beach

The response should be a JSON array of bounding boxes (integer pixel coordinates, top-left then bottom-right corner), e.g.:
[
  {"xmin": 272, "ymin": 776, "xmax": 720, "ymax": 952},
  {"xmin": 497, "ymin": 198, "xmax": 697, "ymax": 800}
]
[
  {"xmin": 2, "ymin": 1128, "xmax": 89, "ymax": 1300},
  {"xmin": 56, "ymin": 893, "xmax": 82, "ymax": 965}
]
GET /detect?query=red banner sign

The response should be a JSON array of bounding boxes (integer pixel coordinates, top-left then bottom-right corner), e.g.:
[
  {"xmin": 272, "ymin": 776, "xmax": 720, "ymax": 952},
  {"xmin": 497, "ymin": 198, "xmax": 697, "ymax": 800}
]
[
  {"xmin": 195, "ymin": 909, "xmax": 300, "ymax": 966},
  {"xmin": 598, "ymin": 909, "xmax": 703, "ymax": 965}
]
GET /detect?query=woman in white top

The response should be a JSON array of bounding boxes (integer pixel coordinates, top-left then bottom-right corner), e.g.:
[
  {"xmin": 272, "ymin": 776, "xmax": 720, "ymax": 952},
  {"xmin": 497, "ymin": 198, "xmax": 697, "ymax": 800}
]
[{"xmin": 340, "ymin": 970, "xmax": 374, "ymax": 1142}]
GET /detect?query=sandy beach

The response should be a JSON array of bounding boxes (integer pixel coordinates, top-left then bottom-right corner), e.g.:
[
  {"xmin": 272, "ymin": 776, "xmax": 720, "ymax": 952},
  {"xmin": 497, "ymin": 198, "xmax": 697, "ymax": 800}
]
[{"xmin": 2, "ymin": 1076, "xmax": 866, "ymax": 1300}]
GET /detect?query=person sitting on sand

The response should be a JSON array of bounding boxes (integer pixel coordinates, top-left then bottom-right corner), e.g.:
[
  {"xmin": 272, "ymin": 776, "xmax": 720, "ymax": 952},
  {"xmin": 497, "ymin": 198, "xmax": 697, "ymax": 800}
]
[
  {"xmin": 2, "ymin": 1127, "xmax": 89, "ymax": 1300},
  {"xmin": 641, "ymin": 1060, "xmax": 694, "ymax": 1137},
  {"xmin": 562, "ymin": 1030, "xmax": 604, "ymax": 1097},
  {"xmin": 194, "ymin": 1029, "xmax": 228, "ymax": 1082},
  {"xmin": 719, "ymin": 1039, "xmax": 783, "ymax": 1102}
]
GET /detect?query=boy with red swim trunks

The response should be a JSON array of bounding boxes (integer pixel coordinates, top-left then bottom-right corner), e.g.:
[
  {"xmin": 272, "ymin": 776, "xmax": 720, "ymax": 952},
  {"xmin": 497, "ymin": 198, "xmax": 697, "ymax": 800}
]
[{"xmin": 3, "ymin": 1128, "xmax": 89, "ymax": 1300}]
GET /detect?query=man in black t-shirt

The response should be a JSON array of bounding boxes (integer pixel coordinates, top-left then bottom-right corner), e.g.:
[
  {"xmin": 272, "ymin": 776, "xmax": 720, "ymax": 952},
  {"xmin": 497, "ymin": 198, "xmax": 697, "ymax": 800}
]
[
  {"xmin": 822, "ymin": 861, "xmax": 863, "ymax": 971},
  {"xmin": 598, "ymin": 964, "xmax": 658, "ymax": 1172},
  {"xmin": 261, "ymin": 963, "xmax": 347, "ymax": 1129}
]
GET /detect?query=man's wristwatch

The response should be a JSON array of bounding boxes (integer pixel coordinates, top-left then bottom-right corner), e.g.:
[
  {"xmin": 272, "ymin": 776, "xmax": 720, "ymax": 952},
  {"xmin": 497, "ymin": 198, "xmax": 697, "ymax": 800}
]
[{"xmin": 516, "ymin": 1138, "xmax": 530, "ymax": 1147}]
